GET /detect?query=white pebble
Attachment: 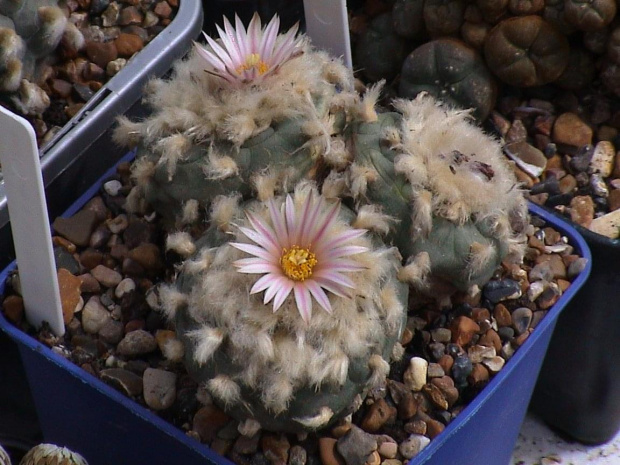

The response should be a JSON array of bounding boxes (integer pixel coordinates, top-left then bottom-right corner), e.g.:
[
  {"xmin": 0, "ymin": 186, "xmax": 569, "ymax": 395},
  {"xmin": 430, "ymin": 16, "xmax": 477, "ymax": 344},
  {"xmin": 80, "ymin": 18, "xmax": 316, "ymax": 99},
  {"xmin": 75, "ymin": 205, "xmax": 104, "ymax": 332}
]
[
  {"xmin": 103, "ymin": 180, "xmax": 123, "ymax": 196},
  {"xmin": 590, "ymin": 209, "xmax": 620, "ymax": 239},
  {"xmin": 115, "ymin": 277, "xmax": 136, "ymax": 299},
  {"xmin": 403, "ymin": 357, "xmax": 428, "ymax": 392},
  {"xmin": 590, "ymin": 141, "xmax": 615, "ymax": 177}
]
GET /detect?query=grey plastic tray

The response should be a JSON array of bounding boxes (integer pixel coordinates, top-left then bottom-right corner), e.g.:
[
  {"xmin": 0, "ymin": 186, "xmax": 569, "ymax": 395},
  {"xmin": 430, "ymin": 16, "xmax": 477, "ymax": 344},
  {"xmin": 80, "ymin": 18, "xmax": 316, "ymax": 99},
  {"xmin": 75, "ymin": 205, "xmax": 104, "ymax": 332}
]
[{"xmin": 0, "ymin": 0, "xmax": 203, "ymax": 248}]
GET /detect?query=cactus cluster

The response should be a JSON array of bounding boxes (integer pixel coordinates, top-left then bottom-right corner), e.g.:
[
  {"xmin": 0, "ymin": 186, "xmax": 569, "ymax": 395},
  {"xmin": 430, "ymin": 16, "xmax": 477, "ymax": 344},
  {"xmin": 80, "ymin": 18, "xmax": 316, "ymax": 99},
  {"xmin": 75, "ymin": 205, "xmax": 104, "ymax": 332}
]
[
  {"xmin": 351, "ymin": 0, "xmax": 620, "ymax": 118},
  {"xmin": 117, "ymin": 13, "xmax": 528, "ymax": 433},
  {"xmin": 0, "ymin": 0, "xmax": 82, "ymax": 115}
]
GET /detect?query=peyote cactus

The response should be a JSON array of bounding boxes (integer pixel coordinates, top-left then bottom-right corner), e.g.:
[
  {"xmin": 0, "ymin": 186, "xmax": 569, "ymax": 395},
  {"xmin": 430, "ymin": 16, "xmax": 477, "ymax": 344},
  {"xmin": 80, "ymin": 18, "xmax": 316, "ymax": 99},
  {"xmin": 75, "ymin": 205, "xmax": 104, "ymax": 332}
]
[
  {"xmin": 0, "ymin": 0, "xmax": 82, "ymax": 115},
  {"xmin": 343, "ymin": 91, "xmax": 528, "ymax": 298},
  {"xmin": 115, "ymin": 13, "xmax": 367, "ymax": 229},
  {"xmin": 161, "ymin": 184, "xmax": 408, "ymax": 432}
]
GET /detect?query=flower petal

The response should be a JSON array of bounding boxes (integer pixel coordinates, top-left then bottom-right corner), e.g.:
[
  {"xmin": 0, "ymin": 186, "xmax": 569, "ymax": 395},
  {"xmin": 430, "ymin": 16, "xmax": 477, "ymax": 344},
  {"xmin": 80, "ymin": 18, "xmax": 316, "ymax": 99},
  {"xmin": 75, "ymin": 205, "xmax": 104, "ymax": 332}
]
[
  {"xmin": 267, "ymin": 199, "xmax": 289, "ymax": 246},
  {"xmin": 294, "ymin": 283, "xmax": 312, "ymax": 323},
  {"xmin": 269, "ymin": 23, "xmax": 300, "ymax": 66},
  {"xmin": 273, "ymin": 279, "xmax": 295, "ymax": 311},
  {"xmin": 250, "ymin": 273, "xmax": 280, "ymax": 294},
  {"xmin": 315, "ymin": 229, "xmax": 367, "ymax": 255},
  {"xmin": 324, "ymin": 245, "xmax": 369, "ymax": 258},
  {"xmin": 307, "ymin": 199, "xmax": 340, "ymax": 246},
  {"xmin": 230, "ymin": 242, "xmax": 275, "ymax": 262},
  {"xmin": 313, "ymin": 269, "xmax": 356, "ymax": 289},
  {"xmin": 305, "ymin": 279, "xmax": 332, "ymax": 314},
  {"xmin": 234, "ymin": 14, "xmax": 250, "ymax": 59},
  {"xmin": 285, "ymin": 195, "xmax": 297, "ymax": 245},
  {"xmin": 246, "ymin": 12, "xmax": 262, "ymax": 53},
  {"xmin": 238, "ymin": 223, "xmax": 279, "ymax": 256},
  {"xmin": 259, "ymin": 14, "xmax": 280, "ymax": 59},
  {"xmin": 312, "ymin": 276, "xmax": 351, "ymax": 299},
  {"xmin": 235, "ymin": 262, "xmax": 280, "ymax": 274},
  {"xmin": 322, "ymin": 258, "xmax": 367, "ymax": 272}
]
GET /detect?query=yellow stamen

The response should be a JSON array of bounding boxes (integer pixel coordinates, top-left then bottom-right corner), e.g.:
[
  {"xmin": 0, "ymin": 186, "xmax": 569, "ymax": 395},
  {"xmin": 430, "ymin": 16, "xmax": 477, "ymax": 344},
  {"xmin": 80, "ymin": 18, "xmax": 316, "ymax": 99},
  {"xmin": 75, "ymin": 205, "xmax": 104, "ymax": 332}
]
[
  {"xmin": 236, "ymin": 53, "xmax": 270, "ymax": 75},
  {"xmin": 281, "ymin": 246, "xmax": 317, "ymax": 281}
]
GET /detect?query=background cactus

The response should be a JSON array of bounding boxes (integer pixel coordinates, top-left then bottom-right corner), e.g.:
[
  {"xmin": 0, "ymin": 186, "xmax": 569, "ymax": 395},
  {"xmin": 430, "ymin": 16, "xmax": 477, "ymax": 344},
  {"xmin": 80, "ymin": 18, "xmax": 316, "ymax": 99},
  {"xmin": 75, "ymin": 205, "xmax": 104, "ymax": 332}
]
[
  {"xmin": 161, "ymin": 185, "xmax": 408, "ymax": 433},
  {"xmin": 0, "ymin": 0, "xmax": 82, "ymax": 115},
  {"xmin": 343, "ymin": 91, "xmax": 528, "ymax": 297}
]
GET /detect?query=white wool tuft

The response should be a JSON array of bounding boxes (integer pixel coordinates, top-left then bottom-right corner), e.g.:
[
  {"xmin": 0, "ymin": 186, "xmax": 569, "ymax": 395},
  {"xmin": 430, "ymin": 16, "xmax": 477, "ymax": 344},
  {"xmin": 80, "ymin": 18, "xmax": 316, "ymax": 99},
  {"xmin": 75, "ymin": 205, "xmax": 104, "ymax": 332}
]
[
  {"xmin": 155, "ymin": 134, "xmax": 192, "ymax": 180},
  {"xmin": 207, "ymin": 375, "xmax": 241, "ymax": 407},
  {"xmin": 356, "ymin": 80, "xmax": 383, "ymax": 122},
  {"xmin": 349, "ymin": 163, "xmax": 378, "ymax": 199},
  {"xmin": 203, "ymin": 146, "xmax": 239, "ymax": 180},
  {"xmin": 158, "ymin": 284, "xmax": 187, "ymax": 320},
  {"xmin": 166, "ymin": 232, "xmax": 196, "ymax": 257},
  {"xmin": 467, "ymin": 241, "xmax": 497, "ymax": 278},
  {"xmin": 181, "ymin": 199, "xmax": 200, "ymax": 225},
  {"xmin": 352, "ymin": 204, "xmax": 394, "ymax": 236},
  {"xmin": 398, "ymin": 252, "xmax": 431, "ymax": 288},
  {"xmin": 368, "ymin": 354, "xmax": 390, "ymax": 388},
  {"xmin": 187, "ymin": 326, "xmax": 225, "ymax": 365},
  {"xmin": 321, "ymin": 171, "xmax": 347, "ymax": 199},
  {"xmin": 210, "ymin": 194, "xmax": 242, "ymax": 232},
  {"xmin": 251, "ymin": 170, "xmax": 279, "ymax": 201},
  {"xmin": 113, "ymin": 116, "xmax": 143, "ymax": 147},
  {"xmin": 411, "ymin": 190, "xmax": 433, "ymax": 239},
  {"xmin": 161, "ymin": 338, "xmax": 185, "ymax": 362}
]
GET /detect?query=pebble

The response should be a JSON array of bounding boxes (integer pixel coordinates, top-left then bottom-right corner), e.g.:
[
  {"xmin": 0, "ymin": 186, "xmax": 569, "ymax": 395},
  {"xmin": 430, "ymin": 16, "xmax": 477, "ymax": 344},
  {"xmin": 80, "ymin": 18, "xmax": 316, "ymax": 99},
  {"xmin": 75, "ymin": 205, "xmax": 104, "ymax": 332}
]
[
  {"xmin": 100, "ymin": 368, "xmax": 143, "ymax": 397},
  {"xmin": 117, "ymin": 329, "xmax": 157, "ymax": 357},
  {"xmin": 403, "ymin": 357, "xmax": 428, "ymax": 392},
  {"xmin": 82, "ymin": 296, "xmax": 111, "ymax": 334},
  {"xmin": 129, "ymin": 243, "xmax": 163, "ymax": 272},
  {"xmin": 449, "ymin": 316, "xmax": 480, "ymax": 346},
  {"xmin": 119, "ymin": 5, "xmax": 143, "ymax": 25},
  {"xmin": 58, "ymin": 268, "xmax": 83, "ymax": 324},
  {"xmin": 103, "ymin": 179, "xmax": 123, "ymax": 196},
  {"xmin": 53, "ymin": 210, "xmax": 99, "ymax": 247},
  {"xmin": 2, "ymin": 295, "xmax": 24, "ymax": 324},
  {"xmin": 98, "ymin": 319, "xmax": 124, "ymax": 344},
  {"xmin": 360, "ymin": 398, "xmax": 396, "ymax": 433},
  {"xmin": 289, "ymin": 445, "xmax": 307, "ymax": 465},
  {"xmin": 142, "ymin": 367, "xmax": 177, "ymax": 410},
  {"xmin": 569, "ymin": 195, "xmax": 595, "ymax": 228},
  {"xmin": 451, "ymin": 355, "xmax": 473, "ymax": 386},
  {"xmin": 398, "ymin": 434, "xmax": 430, "ymax": 460},
  {"xmin": 91, "ymin": 264, "xmax": 123, "ymax": 287},
  {"xmin": 193, "ymin": 404, "xmax": 230, "ymax": 443},
  {"xmin": 319, "ymin": 438, "xmax": 345, "ymax": 465},
  {"xmin": 85, "ymin": 40, "xmax": 118, "ymax": 68},
  {"xmin": 483, "ymin": 279, "xmax": 522, "ymax": 303},
  {"xmin": 261, "ymin": 434, "xmax": 290, "ymax": 463},
  {"xmin": 589, "ymin": 209, "xmax": 620, "ymax": 238},
  {"xmin": 590, "ymin": 141, "xmax": 615, "ymax": 177},
  {"xmin": 552, "ymin": 112, "xmax": 593, "ymax": 147},
  {"xmin": 114, "ymin": 32, "xmax": 144, "ymax": 57},
  {"xmin": 503, "ymin": 141, "xmax": 547, "ymax": 177},
  {"xmin": 106, "ymin": 57, "xmax": 127, "ymax": 76},
  {"xmin": 377, "ymin": 440, "xmax": 397, "ymax": 459},
  {"xmin": 115, "ymin": 277, "xmax": 136, "ymax": 298},
  {"xmin": 336, "ymin": 426, "xmax": 377, "ymax": 465},
  {"xmin": 482, "ymin": 356, "xmax": 506, "ymax": 374}
]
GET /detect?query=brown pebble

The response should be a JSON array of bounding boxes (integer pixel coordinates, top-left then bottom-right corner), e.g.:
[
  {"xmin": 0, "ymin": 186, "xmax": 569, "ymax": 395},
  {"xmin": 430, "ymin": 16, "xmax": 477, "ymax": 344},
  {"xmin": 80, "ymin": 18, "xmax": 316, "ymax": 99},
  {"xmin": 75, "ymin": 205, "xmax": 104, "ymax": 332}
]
[
  {"xmin": 437, "ymin": 354, "xmax": 453, "ymax": 374},
  {"xmin": 85, "ymin": 40, "xmax": 118, "ymax": 68},
  {"xmin": 119, "ymin": 6, "xmax": 143, "ymax": 25},
  {"xmin": 569, "ymin": 195, "xmax": 595, "ymax": 228},
  {"xmin": 2, "ymin": 294, "xmax": 24, "ymax": 324},
  {"xmin": 397, "ymin": 391, "xmax": 418, "ymax": 420},
  {"xmin": 53, "ymin": 210, "xmax": 99, "ymax": 247},
  {"xmin": 609, "ymin": 189, "xmax": 620, "ymax": 211},
  {"xmin": 83, "ymin": 62, "xmax": 106, "ymax": 81},
  {"xmin": 192, "ymin": 404, "xmax": 230, "ymax": 443},
  {"xmin": 65, "ymin": 103, "xmax": 85, "ymax": 118},
  {"xmin": 467, "ymin": 363, "xmax": 490, "ymax": 386},
  {"xmin": 559, "ymin": 174, "xmax": 577, "ymax": 194},
  {"xmin": 58, "ymin": 268, "xmax": 82, "ymax": 324},
  {"xmin": 422, "ymin": 383, "xmax": 448, "ymax": 410},
  {"xmin": 552, "ymin": 112, "xmax": 593, "ymax": 147},
  {"xmin": 129, "ymin": 243, "xmax": 163, "ymax": 272},
  {"xmin": 365, "ymin": 451, "xmax": 380, "ymax": 465},
  {"xmin": 124, "ymin": 319, "xmax": 145, "ymax": 333},
  {"xmin": 78, "ymin": 273, "xmax": 101, "ymax": 293},
  {"xmin": 114, "ymin": 33, "xmax": 144, "ymax": 57},
  {"xmin": 425, "ymin": 419, "xmax": 445, "ymax": 439},
  {"xmin": 400, "ymin": 327, "xmax": 413, "ymax": 345},
  {"xmin": 478, "ymin": 329, "xmax": 502, "ymax": 352},
  {"xmin": 79, "ymin": 248, "xmax": 103, "ymax": 270},
  {"xmin": 318, "ymin": 438, "xmax": 346, "ymax": 465},
  {"xmin": 431, "ymin": 376, "xmax": 459, "ymax": 407},
  {"xmin": 450, "ymin": 316, "xmax": 480, "ymax": 346},
  {"xmin": 360, "ymin": 398, "xmax": 396, "ymax": 433},
  {"xmin": 331, "ymin": 421, "xmax": 352, "ymax": 439},
  {"xmin": 471, "ymin": 307, "xmax": 490, "ymax": 324},
  {"xmin": 153, "ymin": 1, "xmax": 172, "ymax": 18},
  {"xmin": 50, "ymin": 79, "xmax": 73, "ymax": 98},
  {"xmin": 52, "ymin": 235, "xmax": 77, "ymax": 254},
  {"xmin": 261, "ymin": 434, "xmax": 290, "ymax": 463},
  {"xmin": 403, "ymin": 419, "xmax": 427, "ymax": 435}
]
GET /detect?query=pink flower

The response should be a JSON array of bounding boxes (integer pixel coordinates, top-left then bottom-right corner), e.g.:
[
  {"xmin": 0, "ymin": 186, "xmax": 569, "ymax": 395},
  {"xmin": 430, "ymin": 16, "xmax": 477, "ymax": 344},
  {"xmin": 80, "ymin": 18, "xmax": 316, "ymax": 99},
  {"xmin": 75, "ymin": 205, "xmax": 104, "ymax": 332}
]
[
  {"xmin": 231, "ymin": 193, "xmax": 368, "ymax": 323},
  {"xmin": 194, "ymin": 12, "xmax": 302, "ymax": 85}
]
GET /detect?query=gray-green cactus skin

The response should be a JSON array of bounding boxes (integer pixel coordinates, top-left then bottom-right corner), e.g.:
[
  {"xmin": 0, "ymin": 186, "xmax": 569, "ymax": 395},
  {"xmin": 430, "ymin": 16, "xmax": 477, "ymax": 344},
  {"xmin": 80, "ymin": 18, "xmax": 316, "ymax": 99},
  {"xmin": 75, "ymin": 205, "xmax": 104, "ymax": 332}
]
[
  {"xmin": 170, "ymin": 203, "xmax": 408, "ymax": 433},
  {"xmin": 139, "ymin": 112, "xmax": 341, "ymax": 228},
  {"xmin": 347, "ymin": 102, "xmax": 524, "ymax": 294},
  {"xmin": 1, "ymin": 0, "xmax": 68, "ymax": 113}
]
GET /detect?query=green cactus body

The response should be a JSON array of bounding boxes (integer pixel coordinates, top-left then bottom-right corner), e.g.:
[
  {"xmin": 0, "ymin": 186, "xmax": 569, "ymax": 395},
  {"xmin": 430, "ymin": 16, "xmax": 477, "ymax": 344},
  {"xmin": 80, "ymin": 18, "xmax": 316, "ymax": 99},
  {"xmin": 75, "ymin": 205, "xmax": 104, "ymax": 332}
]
[
  {"xmin": 164, "ymin": 189, "xmax": 408, "ymax": 432},
  {"xmin": 0, "ymin": 0, "xmax": 71, "ymax": 115},
  {"xmin": 119, "ymin": 41, "xmax": 359, "ymax": 229},
  {"xmin": 346, "ymin": 93, "xmax": 527, "ymax": 295}
]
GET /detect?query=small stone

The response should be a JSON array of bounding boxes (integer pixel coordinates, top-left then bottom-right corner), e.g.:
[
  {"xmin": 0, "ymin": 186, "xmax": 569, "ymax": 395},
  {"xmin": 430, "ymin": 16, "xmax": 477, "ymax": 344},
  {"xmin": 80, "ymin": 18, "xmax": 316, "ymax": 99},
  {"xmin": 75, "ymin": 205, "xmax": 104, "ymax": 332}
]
[
  {"xmin": 117, "ymin": 329, "xmax": 157, "ymax": 357},
  {"xmin": 451, "ymin": 355, "xmax": 473, "ymax": 386},
  {"xmin": 552, "ymin": 112, "xmax": 593, "ymax": 147},
  {"xmin": 438, "ymin": 354, "xmax": 454, "ymax": 374},
  {"xmin": 91, "ymin": 264, "xmax": 122, "ymax": 287},
  {"xmin": 483, "ymin": 279, "xmax": 522, "ymax": 303},
  {"xmin": 529, "ymin": 261, "xmax": 554, "ymax": 281},
  {"xmin": 450, "ymin": 316, "xmax": 480, "ymax": 346},
  {"xmin": 115, "ymin": 277, "xmax": 136, "ymax": 298},
  {"xmin": 98, "ymin": 319, "xmax": 124, "ymax": 344},
  {"xmin": 403, "ymin": 357, "xmax": 428, "ymax": 392},
  {"xmin": 425, "ymin": 418, "xmax": 445, "ymax": 439},
  {"xmin": 467, "ymin": 345, "xmax": 496, "ymax": 363},
  {"xmin": 468, "ymin": 363, "xmax": 490, "ymax": 386},
  {"xmin": 211, "ymin": 438, "xmax": 233, "ymax": 457},
  {"xmin": 143, "ymin": 367, "xmax": 177, "ymax": 410},
  {"xmin": 336, "ymin": 425, "xmax": 377, "ymax": 465},
  {"xmin": 431, "ymin": 376, "xmax": 459, "ymax": 407},
  {"xmin": 422, "ymin": 383, "xmax": 449, "ymax": 410},
  {"xmin": 114, "ymin": 32, "xmax": 144, "ymax": 57},
  {"xmin": 493, "ymin": 304, "xmax": 512, "ymax": 327},
  {"xmin": 527, "ymin": 280, "xmax": 546, "ymax": 302},
  {"xmin": 427, "ymin": 362, "xmax": 445, "ymax": 378},
  {"xmin": 478, "ymin": 329, "xmax": 502, "ymax": 352},
  {"xmin": 381, "ymin": 460, "xmax": 402, "ymax": 465},
  {"xmin": 570, "ymin": 195, "xmax": 595, "ymax": 228},
  {"xmin": 288, "ymin": 445, "xmax": 307, "ymax": 465},
  {"xmin": 57, "ymin": 268, "xmax": 82, "ymax": 324},
  {"xmin": 54, "ymin": 246, "xmax": 80, "ymax": 275},
  {"xmin": 260, "ymin": 434, "xmax": 290, "ymax": 463},
  {"xmin": 154, "ymin": 0, "xmax": 172, "ymax": 18},
  {"xmin": 609, "ymin": 189, "xmax": 620, "ymax": 211},
  {"xmin": 103, "ymin": 179, "xmax": 123, "ymax": 196},
  {"xmin": 82, "ymin": 296, "xmax": 111, "ymax": 334},
  {"xmin": 193, "ymin": 404, "xmax": 230, "ymax": 443},
  {"xmin": 430, "ymin": 327, "xmax": 452, "ymax": 343},
  {"xmin": 567, "ymin": 257, "xmax": 589, "ymax": 279},
  {"xmin": 319, "ymin": 437, "xmax": 345, "ymax": 465},
  {"xmin": 119, "ymin": 6, "xmax": 143, "ymax": 25},
  {"xmin": 590, "ymin": 141, "xmax": 615, "ymax": 177},
  {"xmin": 101, "ymin": 2, "xmax": 120, "ymax": 26},
  {"xmin": 78, "ymin": 273, "xmax": 101, "ymax": 293},
  {"xmin": 85, "ymin": 40, "xmax": 118, "ymax": 68},
  {"xmin": 129, "ymin": 243, "xmax": 163, "ymax": 272},
  {"xmin": 53, "ymin": 210, "xmax": 99, "ymax": 247},
  {"xmin": 512, "ymin": 307, "xmax": 533, "ymax": 334},
  {"xmin": 590, "ymin": 209, "xmax": 620, "ymax": 239},
  {"xmin": 398, "ymin": 434, "xmax": 430, "ymax": 460},
  {"xmin": 482, "ymin": 355, "xmax": 506, "ymax": 374},
  {"xmin": 2, "ymin": 294, "xmax": 24, "ymax": 324},
  {"xmin": 100, "ymin": 368, "xmax": 143, "ymax": 396},
  {"xmin": 503, "ymin": 141, "xmax": 547, "ymax": 177},
  {"xmin": 106, "ymin": 58, "xmax": 127, "ymax": 76},
  {"xmin": 360, "ymin": 398, "xmax": 396, "ymax": 433}
]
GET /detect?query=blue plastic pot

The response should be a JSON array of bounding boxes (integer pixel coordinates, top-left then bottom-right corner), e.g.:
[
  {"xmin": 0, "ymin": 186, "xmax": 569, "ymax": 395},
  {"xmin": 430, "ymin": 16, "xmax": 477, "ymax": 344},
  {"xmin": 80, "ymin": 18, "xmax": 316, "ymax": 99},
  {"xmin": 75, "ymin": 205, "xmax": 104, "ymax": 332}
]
[{"xmin": 0, "ymin": 156, "xmax": 591, "ymax": 465}]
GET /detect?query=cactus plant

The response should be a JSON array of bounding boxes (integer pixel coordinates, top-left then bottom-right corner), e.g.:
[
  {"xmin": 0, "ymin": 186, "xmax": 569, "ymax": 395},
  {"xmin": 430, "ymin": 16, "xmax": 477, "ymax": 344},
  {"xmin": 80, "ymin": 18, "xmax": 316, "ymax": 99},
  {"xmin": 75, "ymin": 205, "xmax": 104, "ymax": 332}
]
[
  {"xmin": 161, "ymin": 184, "xmax": 408, "ymax": 432},
  {"xmin": 343, "ymin": 91, "xmax": 528, "ymax": 298},
  {"xmin": 0, "ymin": 0, "xmax": 82, "ymax": 115},
  {"xmin": 115, "ymin": 13, "xmax": 365, "ymax": 229}
]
